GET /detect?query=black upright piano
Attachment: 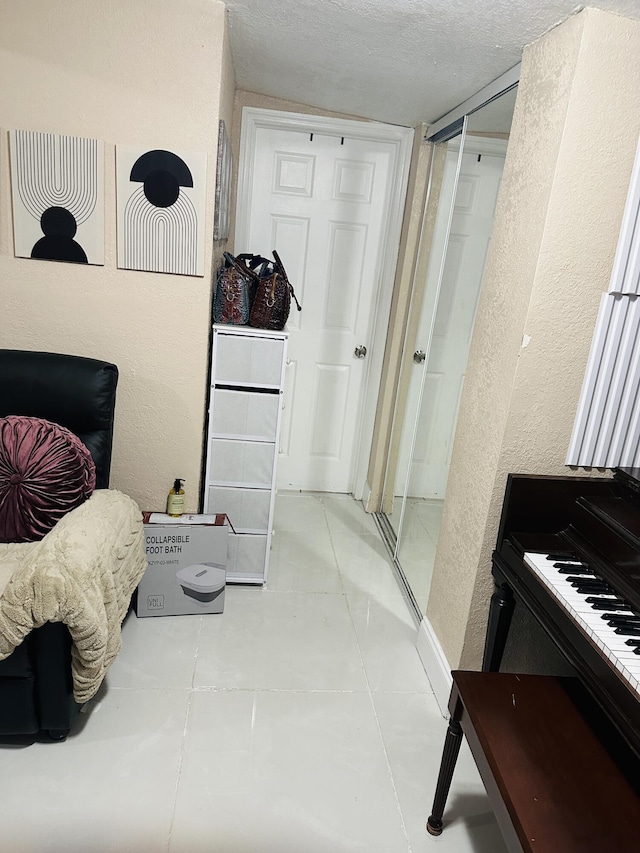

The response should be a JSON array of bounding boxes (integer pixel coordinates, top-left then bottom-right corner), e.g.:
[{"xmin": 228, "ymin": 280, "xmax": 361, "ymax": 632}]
[
  {"xmin": 484, "ymin": 469, "xmax": 640, "ymax": 765},
  {"xmin": 427, "ymin": 471, "xmax": 640, "ymax": 850}
]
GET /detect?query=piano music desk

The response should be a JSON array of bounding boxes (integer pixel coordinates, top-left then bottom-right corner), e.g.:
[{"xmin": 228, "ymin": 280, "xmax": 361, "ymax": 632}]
[{"xmin": 427, "ymin": 670, "xmax": 640, "ymax": 852}]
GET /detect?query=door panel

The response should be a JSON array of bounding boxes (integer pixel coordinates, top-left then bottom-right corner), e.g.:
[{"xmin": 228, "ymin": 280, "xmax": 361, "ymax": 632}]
[
  {"xmin": 325, "ymin": 222, "xmax": 366, "ymax": 330},
  {"xmin": 240, "ymin": 126, "xmax": 396, "ymax": 492},
  {"xmin": 410, "ymin": 149, "xmax": 504, "ymax": 497},
  {"xmin": 310, "ymin": 364, "xmax": 350, "ymax": 457},
  {"xmin": 396, "ymin": 144, "xmax": 505, "ymax": 500}
]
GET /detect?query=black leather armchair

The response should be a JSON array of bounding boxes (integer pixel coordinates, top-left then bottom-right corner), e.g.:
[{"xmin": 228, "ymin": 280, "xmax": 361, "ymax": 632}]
[{"xmin": 0, "ymin": 350, "xmax": 119, "ymax": 740}]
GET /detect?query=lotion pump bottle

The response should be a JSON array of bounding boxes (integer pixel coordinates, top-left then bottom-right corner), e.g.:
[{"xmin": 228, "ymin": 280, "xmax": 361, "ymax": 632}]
[{"xmin": 167, "ymin": 478, "xmax": 185, "ymax": 517}]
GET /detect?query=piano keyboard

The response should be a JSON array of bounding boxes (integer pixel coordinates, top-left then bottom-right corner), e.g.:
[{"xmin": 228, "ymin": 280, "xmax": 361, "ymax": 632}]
[{"xmin": 524, "ymin": 552, "xmax": 640, "ymax": 698}]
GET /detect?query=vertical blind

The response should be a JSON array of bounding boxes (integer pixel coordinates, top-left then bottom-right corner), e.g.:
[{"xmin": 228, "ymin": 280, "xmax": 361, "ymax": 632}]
[{"xmin": 566, "ymin": 136, "xmax": 640, "ymax": 467}]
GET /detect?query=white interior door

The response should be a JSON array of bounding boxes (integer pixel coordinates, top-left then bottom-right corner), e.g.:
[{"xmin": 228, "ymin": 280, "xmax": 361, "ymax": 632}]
[
  {"xmin": 236, "ymin": 112, "xmax": 411, "ymax": 493},
  {"xmin": 397, "ymin": 140, "xmax": 506, "ymax": 499}
]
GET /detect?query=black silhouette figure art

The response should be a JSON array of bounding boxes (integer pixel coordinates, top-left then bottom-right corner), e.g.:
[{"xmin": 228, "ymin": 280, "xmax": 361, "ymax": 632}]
[
  {"xmin": 131, "ymin": 149, "xmax": 193, "ymax": 207},
  {"xmin": 31, "ymin": 206, "xmax": 88, "ymax": 263}
]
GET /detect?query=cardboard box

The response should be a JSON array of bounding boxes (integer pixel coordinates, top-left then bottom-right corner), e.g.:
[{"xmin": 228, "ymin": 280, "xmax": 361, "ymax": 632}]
[{"xmin": 137, "ymin": 514, "xmax": 229, "ymax": 617}]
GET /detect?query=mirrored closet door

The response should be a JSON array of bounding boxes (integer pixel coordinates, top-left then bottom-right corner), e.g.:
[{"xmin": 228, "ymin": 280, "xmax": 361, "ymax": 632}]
[{"xmin": 378, "ymin": 84, "xmax": 519, "ymax": 616}]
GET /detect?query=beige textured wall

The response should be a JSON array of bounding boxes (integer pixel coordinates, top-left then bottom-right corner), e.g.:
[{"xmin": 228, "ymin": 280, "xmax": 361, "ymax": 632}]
[
  {"xmin": 213, "ymin": 6, "xmax": 238, "ymax": 274},
  {"xmin": 0, "ymin": 0, "xmax": 235, "ymax": 512},
  {"xmin": 234, "ymin": 89, "xmax": 369, "ymax": 125},
  {"xmin": 426, "ymin": 7, "xmax": 640, "ymax": 669}
]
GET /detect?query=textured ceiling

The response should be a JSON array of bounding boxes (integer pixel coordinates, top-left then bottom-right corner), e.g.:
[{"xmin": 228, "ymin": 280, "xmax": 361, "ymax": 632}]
[{"xmin": 225, "ymin": 0, "xmax": 640, "ymax": 127}]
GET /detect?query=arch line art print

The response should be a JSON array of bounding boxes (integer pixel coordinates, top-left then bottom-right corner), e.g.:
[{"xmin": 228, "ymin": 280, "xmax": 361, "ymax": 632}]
[
  {"xmin": 9, "ymin": 129, "xmax": 104, "ymax": 265},
  {"xmin": 117, "ymin": 146, "xmax": 207, "ymax": 276}
]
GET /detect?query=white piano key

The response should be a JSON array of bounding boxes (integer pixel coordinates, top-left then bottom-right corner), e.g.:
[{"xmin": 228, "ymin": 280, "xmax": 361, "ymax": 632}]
[
  {"xmin": 534, "ymin": 586, "xmax": 640, "ymax": 674},
  {"xmin": 524, "ymin": 552, "xmax": 640, "ymax": 697}
]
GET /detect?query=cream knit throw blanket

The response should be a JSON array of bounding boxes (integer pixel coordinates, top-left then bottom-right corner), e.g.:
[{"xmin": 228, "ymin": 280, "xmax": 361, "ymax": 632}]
[{"xmin": 0, "ymin": 489, "xmax": 147, "ymax": 703}]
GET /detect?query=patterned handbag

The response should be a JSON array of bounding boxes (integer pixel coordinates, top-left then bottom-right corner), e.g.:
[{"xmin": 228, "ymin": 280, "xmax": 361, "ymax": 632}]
[
  {"xmin": 212, "ymin": 253, "xmax": 260, "ymax": 325},
  {"xmin": 249, "ymin": 250, "xmax": 301, "ymax": 331}
]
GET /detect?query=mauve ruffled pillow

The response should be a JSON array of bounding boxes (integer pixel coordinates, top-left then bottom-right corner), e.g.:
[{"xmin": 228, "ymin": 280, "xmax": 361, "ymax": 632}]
[{"xmin": 0, "ymin": 416, "xmax": 96, "ymax": 543}]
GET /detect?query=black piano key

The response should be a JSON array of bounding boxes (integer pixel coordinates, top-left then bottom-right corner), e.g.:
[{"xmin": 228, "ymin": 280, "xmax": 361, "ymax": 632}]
[
  {"xmin": 579, "ymin": 591, "xmax": 617, "ymax": 600},
  {"xmin": 557, "ymin": 566, "xmax": 594, "ymax": 575},
  {"xmin": 601, "ymin": 611, "xmax": 640, "ymax": 618},
  {"xmin": 589, "ymin": 600, "xmax": 634, "ymax": 611},
  {"xmin": 614, "ymin": 625, "xmax": 640, "ymax": 636},
  {"xmin": 575, "ymin": 584, "xmax": 614, "ymax": 594},
  {"xmin": 625, "ymin": 638, "xmax": 640, "ymax": 646},
  {"xmin": 579, "ymin": 590, "xmax": 616, "ymax": 599},
  {"xmin": 634, "ymin": 647, "xmax": 640, "ymax": 655},
  {"xmin": 546, "ymin": 553, "xmax": 578, "ymax": 561},
  {"xmin": 601, "ymin": 613, "xmax": 640, "ymax": 620},
  {"xmin": 605, "ymin": 610, "xmax": 640, "ymax": 618},
  {"xmin": 566, "ymin": 577, "xmax": 602, "ymax": 585},
  {"xmin": 603, "ymin": 614, "xmax": 640, "ymax": 625},
  {"xmin": 586, "ymin": 596, "xmax": 625, "ymax": 604}
]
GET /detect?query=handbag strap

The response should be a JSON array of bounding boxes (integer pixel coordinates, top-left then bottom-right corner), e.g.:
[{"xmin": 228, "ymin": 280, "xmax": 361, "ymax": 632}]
[
  {"xmin": 272, "ymin": 249, "xmax": 302, "ymax": 311},
  {"xmin": 236, "ymin": 253, "xmax": 272, "ymax": 273},
  {"xmin": 223, "ymin": 252, "xmax": 261, "ymax": 283}
]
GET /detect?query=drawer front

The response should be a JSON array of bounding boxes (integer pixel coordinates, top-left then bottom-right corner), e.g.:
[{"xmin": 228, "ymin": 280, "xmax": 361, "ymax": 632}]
[
  {"xmin": 212, "ymin": 388, "xmax": 279, "ymax": 441},
  {"xmin": 215, "ymin": 333, "xmax": 285, "ymax": 388},
  {"xmin": 209, "ymin": 439, "xmax": 275, "ymax": 488},
  {"xmin": 207, "ymin": 486, "xmax": 271, "ymax": 534},
  {"xmin": 227, "ymin": 533, "xmax": 268, "ymax": 581}
]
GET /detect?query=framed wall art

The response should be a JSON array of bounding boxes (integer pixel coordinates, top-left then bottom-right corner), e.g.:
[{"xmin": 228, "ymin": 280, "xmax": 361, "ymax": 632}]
[
  {"xmin": 9, "ymin": 129, "xmax": 104, "ymax": 265},
  {"xmin": 116, "ymin": 146, "xmax": 207, "ymax": 276}
]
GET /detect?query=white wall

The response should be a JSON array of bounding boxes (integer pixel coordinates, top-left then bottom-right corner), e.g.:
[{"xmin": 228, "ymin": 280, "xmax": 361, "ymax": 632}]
[{"xmin": 0, "ymin": 0, "xmax": 235, "ymax": 512}]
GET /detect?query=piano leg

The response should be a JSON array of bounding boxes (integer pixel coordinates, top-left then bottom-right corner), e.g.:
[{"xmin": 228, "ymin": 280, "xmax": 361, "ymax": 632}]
[
  {"xmin": 427, "ymin": 697, "xmax": 464, "ymax": 836},
  {"xmin": 482, "ymin": 578, "xmax": 515, "ymax": 672}
]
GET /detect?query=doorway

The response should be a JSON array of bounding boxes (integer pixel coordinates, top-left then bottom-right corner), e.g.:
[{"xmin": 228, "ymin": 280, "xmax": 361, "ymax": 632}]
[
  {"xmin": 378, "ymin": 85, "xmax": 519, "ymax": 615},
  {"xmin": 235, "ymin": 108, "xmax": 413, "ymax": 495}
]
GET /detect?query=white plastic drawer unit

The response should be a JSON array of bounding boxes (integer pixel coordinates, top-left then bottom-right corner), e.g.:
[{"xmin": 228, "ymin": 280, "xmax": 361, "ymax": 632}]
[
  {"xmin": 209, "ymin": 439, "xmax": 275, "ymax": 488},
  {"xmin": 207, "ymin": 486, "xmax": 271, "ymax": 534},
  {"xmin": 211, "ymin": 388, "xmax": 279, "ymax": 441},
  {"xmin": 205, "ymin": 326, "xmax": 288, "ymax": 584},
  {"xmin": 214, "ymin": 330, "xmax": 285, "ymax": 388},
  {"xmin": 227, "ymin": 533, "xmax": 269, "ymax": 582}
]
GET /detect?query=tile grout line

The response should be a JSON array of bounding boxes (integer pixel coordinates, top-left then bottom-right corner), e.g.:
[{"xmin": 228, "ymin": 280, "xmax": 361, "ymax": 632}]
[
  {"xmin": 166, "ymin": 615, "xmax": 204, "ymax": 851},
  {"xmin": 166, "ymin": 684, "xmax": 196, "ymax": 852},
  {"xmin": 320, "ymin": 494, "xmax": 413, "ymax": 853},
  {"xmin": 347, "ymin": 611, "xmax": 414, "ymax": 853},
  {"xmin": 105, "ymin": 684, "xmax": 424, "ymax": 694},
  {"xmin": 320, "ymin": 494, "xmax": 348, "ymax": 595},
  {"xmin": 191, "ymin": 614, "xmax": 205, "ymax": 691}
]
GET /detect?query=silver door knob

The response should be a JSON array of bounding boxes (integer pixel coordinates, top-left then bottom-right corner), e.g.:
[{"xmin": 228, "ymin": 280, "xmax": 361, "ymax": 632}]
[
  {"xmin": 354, "ymin": 345, "xmax": 367, "ymax": 359},
  {"xmin": 413, "ymin": 350, "xmax": 426, "ymax": 364}
]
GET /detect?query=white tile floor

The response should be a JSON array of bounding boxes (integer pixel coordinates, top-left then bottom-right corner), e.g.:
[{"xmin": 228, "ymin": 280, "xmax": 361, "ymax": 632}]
[{"xmin": 0, "ymin": 493, "xmax": 506, "ymax": 853}]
